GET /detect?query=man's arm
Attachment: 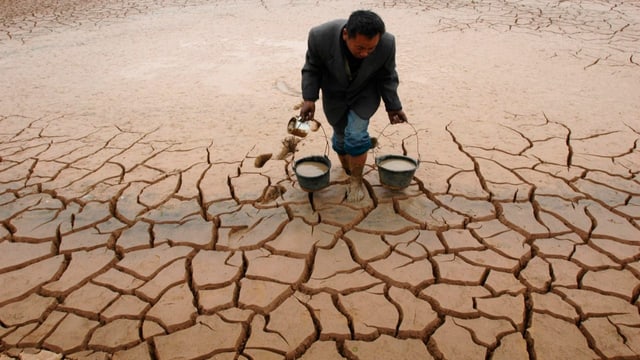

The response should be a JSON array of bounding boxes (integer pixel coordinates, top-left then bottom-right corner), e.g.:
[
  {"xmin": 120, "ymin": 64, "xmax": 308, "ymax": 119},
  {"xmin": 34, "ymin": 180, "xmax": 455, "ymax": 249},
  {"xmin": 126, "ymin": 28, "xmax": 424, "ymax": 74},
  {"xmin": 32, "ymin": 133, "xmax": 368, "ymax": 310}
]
[
  {"xmin": 378, "ymin": 35, "xmax": 407, "ymax": 123},
  {"xmin": 378, "ymin": 35, "xmax": 402, "ymax": 111},
  {"xmin": 300, "ymin": 30, "xmax": 322, "ymax": 120}
]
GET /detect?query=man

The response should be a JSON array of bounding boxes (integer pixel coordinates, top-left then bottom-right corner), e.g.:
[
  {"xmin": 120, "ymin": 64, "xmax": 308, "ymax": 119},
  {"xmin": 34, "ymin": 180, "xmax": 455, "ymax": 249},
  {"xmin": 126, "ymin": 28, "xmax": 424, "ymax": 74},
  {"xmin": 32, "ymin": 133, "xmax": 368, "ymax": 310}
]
[{"xmin": 299, "ymin": 10, "xmax": 408, "ymax": 202}]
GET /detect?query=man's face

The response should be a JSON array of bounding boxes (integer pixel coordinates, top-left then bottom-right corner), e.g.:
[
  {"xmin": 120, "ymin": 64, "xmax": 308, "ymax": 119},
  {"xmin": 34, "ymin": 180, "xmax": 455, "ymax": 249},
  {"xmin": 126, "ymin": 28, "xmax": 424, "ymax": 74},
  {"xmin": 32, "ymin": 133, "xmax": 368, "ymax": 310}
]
[{"xmin": 342, "ymin": 28, "xmax": 380, "ymax": 59}]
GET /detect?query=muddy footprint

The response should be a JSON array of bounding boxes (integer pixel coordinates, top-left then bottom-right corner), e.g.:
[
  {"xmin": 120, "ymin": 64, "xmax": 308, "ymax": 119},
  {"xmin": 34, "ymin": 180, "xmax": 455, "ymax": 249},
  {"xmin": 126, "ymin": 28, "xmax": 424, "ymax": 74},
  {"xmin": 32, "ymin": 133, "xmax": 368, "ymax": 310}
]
[
  {"xmin": 254, "ymin": 153, "xmax": 273, "ymax": 168},
  {"xmin": 254, "ymin": 136, "xmax": 301, "ymax": 168}
]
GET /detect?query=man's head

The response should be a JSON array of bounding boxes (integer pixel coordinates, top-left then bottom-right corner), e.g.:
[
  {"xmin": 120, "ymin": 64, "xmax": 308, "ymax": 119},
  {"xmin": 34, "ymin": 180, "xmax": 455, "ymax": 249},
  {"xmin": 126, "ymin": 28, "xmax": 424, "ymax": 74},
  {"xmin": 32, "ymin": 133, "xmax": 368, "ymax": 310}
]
[{"xmin": 342, "ymin": 10, "xmax": 386, "ymax": 59}]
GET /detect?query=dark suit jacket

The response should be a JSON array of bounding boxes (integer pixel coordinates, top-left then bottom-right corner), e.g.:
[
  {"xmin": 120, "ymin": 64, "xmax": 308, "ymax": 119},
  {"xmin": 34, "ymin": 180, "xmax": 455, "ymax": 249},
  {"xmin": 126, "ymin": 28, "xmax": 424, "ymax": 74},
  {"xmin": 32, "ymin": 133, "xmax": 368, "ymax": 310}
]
[{"xmin": 301, "ymin": 19, "xmax": 403, "ymax": 127}]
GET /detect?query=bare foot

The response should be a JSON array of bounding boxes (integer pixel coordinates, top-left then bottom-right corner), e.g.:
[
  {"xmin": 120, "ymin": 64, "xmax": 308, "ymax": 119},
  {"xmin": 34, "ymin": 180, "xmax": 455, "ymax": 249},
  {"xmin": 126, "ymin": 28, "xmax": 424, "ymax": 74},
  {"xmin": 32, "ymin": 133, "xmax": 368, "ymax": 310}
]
[{"xmin": 346, "ymin": 178, "xmax": 366, "ymax": 202}]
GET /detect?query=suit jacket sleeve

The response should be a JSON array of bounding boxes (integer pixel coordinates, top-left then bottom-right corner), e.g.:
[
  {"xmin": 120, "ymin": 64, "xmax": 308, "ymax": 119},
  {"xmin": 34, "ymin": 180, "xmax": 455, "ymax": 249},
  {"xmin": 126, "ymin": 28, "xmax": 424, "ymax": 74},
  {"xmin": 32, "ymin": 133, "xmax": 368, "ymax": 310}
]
[
  {"xmin": 301, "ymin": 29, "xmax": 322, "ymax": 101},
  {"xmin": 377, "ymin": 35, "xmax": 403, "ymax": 112}
]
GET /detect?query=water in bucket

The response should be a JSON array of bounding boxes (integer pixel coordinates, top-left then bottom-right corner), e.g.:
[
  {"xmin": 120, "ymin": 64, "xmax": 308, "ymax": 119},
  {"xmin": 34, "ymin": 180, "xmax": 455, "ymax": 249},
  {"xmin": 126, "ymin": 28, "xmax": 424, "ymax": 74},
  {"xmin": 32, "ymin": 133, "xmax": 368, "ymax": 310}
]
[{"xmin": 294, "ymin": 156, "xmax": 331, "ymax": 192}]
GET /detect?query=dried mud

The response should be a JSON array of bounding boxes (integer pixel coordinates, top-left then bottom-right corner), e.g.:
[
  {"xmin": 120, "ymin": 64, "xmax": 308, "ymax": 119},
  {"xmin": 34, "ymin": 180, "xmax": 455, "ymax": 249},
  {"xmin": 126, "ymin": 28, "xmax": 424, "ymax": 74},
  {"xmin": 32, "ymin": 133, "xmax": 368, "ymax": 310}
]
[{"xmin": 1, "ymin": 0, "xmax": 639, "ymax": 359}]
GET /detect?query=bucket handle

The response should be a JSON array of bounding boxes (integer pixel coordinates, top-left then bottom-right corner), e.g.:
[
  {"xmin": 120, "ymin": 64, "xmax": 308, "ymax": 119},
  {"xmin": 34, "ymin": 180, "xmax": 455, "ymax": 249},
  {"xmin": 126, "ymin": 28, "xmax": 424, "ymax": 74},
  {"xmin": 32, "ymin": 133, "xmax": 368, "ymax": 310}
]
[
  {"xmin": 318, "ymin": 122, "xmax": 330, "ymax": 158},
  {"xmin": 291, "ymin": 116, "xmax": 330, "ymax": 160},
  {"xmin": 374, "ymin": 122, "xmax": 421, "ymax": 163}
]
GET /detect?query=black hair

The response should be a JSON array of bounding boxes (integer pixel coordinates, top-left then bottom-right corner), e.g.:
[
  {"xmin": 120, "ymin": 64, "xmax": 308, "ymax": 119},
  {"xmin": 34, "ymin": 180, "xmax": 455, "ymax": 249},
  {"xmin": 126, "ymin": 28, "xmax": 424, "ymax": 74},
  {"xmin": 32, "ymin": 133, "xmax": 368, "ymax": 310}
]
[{"xmin": 345, "ymin": 10, "xmax": 386, "ymax": 39}]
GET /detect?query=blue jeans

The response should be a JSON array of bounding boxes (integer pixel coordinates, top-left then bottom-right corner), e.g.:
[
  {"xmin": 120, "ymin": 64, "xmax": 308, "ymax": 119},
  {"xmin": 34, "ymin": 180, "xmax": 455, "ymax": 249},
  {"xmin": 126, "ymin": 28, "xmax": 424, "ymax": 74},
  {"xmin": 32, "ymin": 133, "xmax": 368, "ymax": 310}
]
[{"xmin": 332, "ymin": 110, "xmax": 371, "ymax": 156}]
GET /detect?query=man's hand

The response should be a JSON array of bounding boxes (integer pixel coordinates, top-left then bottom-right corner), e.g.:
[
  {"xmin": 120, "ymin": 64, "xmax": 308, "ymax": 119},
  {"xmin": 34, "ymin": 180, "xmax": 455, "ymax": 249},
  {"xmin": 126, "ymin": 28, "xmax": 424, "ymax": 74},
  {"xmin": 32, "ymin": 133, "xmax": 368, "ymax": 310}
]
[
  {"xmin": 388, "ymin": 110, "xmax": 408, "ymax": 124},
  {"xmin": 299, "ymin": 100, "xmax": 316, "ymax": 121}
]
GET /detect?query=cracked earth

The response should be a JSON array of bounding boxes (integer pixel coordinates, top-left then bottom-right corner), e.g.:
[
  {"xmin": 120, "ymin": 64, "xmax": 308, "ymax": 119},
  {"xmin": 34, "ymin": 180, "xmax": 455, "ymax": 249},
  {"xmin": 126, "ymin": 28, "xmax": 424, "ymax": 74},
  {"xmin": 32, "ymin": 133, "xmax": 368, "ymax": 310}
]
[{"xmin": 1, "ymin": 0, "xmax": 639, "ymax": 359}]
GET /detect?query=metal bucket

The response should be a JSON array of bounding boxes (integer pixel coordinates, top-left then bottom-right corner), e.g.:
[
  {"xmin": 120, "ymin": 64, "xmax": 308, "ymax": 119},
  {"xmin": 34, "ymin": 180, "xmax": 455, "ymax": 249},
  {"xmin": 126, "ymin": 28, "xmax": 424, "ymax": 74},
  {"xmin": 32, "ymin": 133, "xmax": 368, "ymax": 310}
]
[
  {"xmin": 294, "ymin": 156, "xmax": 331, "ymax": 192},
  {"xmin": 376, "ymin": 154, "xmax": 418, "ymax": 189},
  {"xmin": 374, "ymin": 122, "xmax": 421, "ymax": 190}
]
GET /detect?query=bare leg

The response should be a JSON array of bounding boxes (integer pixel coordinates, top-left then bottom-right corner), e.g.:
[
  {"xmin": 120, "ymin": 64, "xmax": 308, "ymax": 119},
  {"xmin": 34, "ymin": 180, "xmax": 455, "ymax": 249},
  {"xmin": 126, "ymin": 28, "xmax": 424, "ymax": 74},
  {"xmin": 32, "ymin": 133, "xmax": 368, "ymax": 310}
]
[
  {"xmin": 338, "ymin": 154, "xmax": 351, "ymax": 175},
  {"xmin": 346, "ymin": 152, "xmax": 367, "ymax": 202}
]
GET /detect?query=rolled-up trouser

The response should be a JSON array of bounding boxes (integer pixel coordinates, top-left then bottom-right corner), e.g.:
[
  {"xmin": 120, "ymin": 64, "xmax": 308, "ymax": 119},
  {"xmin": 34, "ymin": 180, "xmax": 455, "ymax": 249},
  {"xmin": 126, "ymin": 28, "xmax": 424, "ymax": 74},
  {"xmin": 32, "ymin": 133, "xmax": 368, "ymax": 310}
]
[{"xmin": 331, "ymin": 110, "xmax": 371, "ymax": 156}]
